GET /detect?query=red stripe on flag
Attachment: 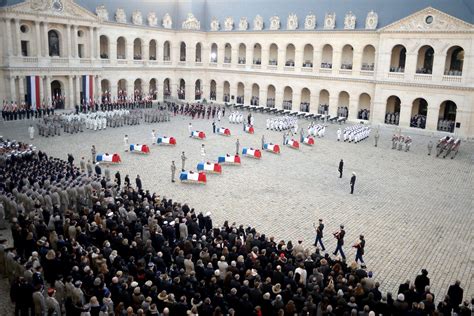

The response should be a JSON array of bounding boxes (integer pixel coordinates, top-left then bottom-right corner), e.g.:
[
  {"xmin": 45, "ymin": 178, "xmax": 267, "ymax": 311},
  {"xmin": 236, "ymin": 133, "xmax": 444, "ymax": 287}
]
[{"xmin": 35, "ymin": 76, "xmax": 41, "ymax": 108}]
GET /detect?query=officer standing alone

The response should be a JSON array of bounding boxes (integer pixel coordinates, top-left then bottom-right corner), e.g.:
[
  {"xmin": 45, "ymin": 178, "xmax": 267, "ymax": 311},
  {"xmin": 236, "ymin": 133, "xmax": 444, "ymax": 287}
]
[{"xmin": 171, "ymin": 161, "xmax": 176, "ymax": 182}]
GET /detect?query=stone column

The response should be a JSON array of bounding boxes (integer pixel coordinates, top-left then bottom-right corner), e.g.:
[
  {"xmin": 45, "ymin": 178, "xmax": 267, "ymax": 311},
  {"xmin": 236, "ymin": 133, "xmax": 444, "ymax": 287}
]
[
  {"xmin": 243, "ymin": 84, "xmax": 251, "ymax": 105},
  {"xmin": 38, "ymin": 75, "xmax": 44, "ymax": 104},
  {"xmin": 348, "ymin": 97, "xmax": 358, "ymax": 121},
  {"xmin": 217, "ymin": 45, "xmax": 225, "ymax": 65},
  {"xmin": 261, "ymin": 47, "xmax": 269, "ymax": 66},
  {"xmin": 309, "ymin": 91, "xmax": 319, "ymax": 113},
  {"xmin": 96, "ymin": 75, "xmax": 101, "ymax": 101},
  {"xmin": 216, "ymin": 81, "xmax": 223, "ymax": 103},
  {"xmin": 272, "ymin": 88, "xmax": 282, "ymax": 110},
  {"xmin": 5, "ymin": 19, "xmax": 13, "ymax": 57},
  {"xmin": 328, "ymin": 95, "xmax": 338, "ymax": 117},
  {"xmin": 72, "ymin": 25, "xmax": 78, "ymax": 58},
  {"xmin": 425, "ymin": 106, "xmax": 439, "ymax": 131},
  {"xmin": 398, "ymin": 103, "xmax": 412, "ymax": 128},
  {"xmin": 14, "ymin": 19, "xmax": 21, "ymax": 56},
  {"xmin": 66, "ymin": 24, "xmax": 72, "ymax": 58},
  {"xmin": 9, "ymin": 76, "xmax": 16, "ymax": 101},
  {"xmin": 185, "ymin": 81, "xmax": 193, "ymax": 102},
  {"xmin": 43, "ymin": 22, "xmax": 49, "ymax": 57},
  {"xmin": 229, "ymin": 83, "xmax": 237, "ymax": 104},
  {"xmin": 294, "ymin": 49, "xmax": 303, "ymax": 70},
  {"xmin": 68, "ymin": 75, "xmax": 74, "ymax": 108},
  {"xmin": 75, "ymin": 75, "xmax": 81, "ymax": 104},
  {"xmin": 35, "ymin": 21, "xmax": 41, "ymax": 58},
  {"xmin": 277, "ymin": 48, "xmax": 285, "ymax": 70},
  {"xmin": 142, "ymin": 41, "xmax": 149, "ymax": 61},
  {"xmin": 333, "ymin": 48, "xmax": 342, "ymax": 71},
  {"xmin": 245, "ymin": 45, "xmax": 252, "ymax": 66},
  {"xmin": 231, "ymin": 45, "xmax": 238, "ymax": 66},
  {"xmin": 353, "ymin": 50, "xmax": 362, "ymax": 73},
  {"xmin": 110, "ymin": 81, "xmax": 118, "ymax": 101},
  {"xmin": 95, "ymin": 29, "xmax": 100, "ymax": 59},
  {"xmin": 293, "ymin": 89, "xmax": 302, "ymax": 112},
  {"xmin": 259, "ymin": 88, "xmax": 267, "ymax": 107},
  {"xmin": 404, "ymin": 52, "xmax": 417, "ymax": 77},
  {"xmin": 18, "ymin": 76, "xmax": 25, "ymax": 103},
  {"xmin": 89, "ymin": 26, "xmax": 95, "ymax": 59},
  {"xmin": 45, "ymin": 76, "xmax": 52, "ymax": 104},
  {"xmin": 314, "ymin": 48, "xmax": 322, "ymax": 70},
  {"xmin": 432, "ymin": 53, "xmax": 445, "ymax": 81}
]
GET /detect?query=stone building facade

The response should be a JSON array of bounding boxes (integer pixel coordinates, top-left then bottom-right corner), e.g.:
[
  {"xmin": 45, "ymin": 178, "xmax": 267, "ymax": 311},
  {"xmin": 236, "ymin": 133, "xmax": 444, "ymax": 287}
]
[{"xmin": 0, "ymin": 0, "xmax": 473, "ymax": 137}]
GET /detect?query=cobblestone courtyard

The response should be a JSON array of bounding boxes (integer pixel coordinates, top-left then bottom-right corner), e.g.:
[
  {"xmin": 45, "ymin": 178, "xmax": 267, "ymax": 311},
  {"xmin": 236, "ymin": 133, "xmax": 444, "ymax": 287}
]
[{"xmin": 0, "ymin": 110, "xmax": 473, "ymax": 307}]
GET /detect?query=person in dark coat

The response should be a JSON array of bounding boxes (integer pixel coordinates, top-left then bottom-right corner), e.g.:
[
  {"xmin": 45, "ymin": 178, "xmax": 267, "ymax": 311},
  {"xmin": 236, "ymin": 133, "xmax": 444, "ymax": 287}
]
[
  {"xmin": 350, "ymin": 172, "xmax": 356, "ymax": 194},
  {"xmin": 135, "ymin": 175, "xmax": 142, "ymax": 191},
  {"xmin": 124, "ymin": 174, "xmax": 130, "ymax": 186},
  {"xmin": 115, "ymin": 171, "xmax": 121, "ymax": 188},
  {"xmin": 338, "ymin": 159, "xmax": 344, "ymax": 178},
  {"xmin": 95, "ymin": 164, "xmax": 102, "ymax": 176},
  {"xmin": 414, "ymin": 269, "xmax": 430, "ymax": 294},
  {"xmin": 447, "ymin": 280, "xmax": 463, "ymax": 313}
]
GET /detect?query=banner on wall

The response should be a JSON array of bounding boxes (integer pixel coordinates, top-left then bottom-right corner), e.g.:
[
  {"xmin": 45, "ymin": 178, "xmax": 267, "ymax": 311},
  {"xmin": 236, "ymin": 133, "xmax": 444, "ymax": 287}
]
[
  {"xmin": 82, "ymin": 75, "xmax": 94, "ymax": 103},
  {"xmin": 26, "ymin": 76, "xmax": 41, "ymax": 109}
]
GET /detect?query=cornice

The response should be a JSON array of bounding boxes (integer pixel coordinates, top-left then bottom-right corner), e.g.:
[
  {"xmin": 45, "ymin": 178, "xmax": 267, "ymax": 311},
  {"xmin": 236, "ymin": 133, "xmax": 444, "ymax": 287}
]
[{"xmin": 2, "ymin": 65, "xmax": 472, "ymax": 92}]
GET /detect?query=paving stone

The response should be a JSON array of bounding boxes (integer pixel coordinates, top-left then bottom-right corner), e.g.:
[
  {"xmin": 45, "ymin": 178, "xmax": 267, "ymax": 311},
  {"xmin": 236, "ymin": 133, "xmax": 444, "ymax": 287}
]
[{"xmin": 0, "ymin": 110, "xmax": 472, "ymax": 304}]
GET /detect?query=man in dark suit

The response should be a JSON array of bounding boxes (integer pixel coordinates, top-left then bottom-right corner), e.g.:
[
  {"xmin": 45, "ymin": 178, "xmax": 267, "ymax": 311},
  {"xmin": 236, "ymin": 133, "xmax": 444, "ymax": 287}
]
[
  {"xmin": 338, "ymin": 159, "xmax": 344, "ymax": 178},
  {"xmin": 447, "ymin": 280, "xmax": 463, "ymax": 313},
  {"xmin": 415, "ymin": 269, "xmax": 430, "ymax": 294},
  {"xmin": 136, "ymin": 175, "xmax": 142, "ymax": 191},
  {"xmin": 350, "ymin": 172, "xmax": 356, "ymax": 194}
]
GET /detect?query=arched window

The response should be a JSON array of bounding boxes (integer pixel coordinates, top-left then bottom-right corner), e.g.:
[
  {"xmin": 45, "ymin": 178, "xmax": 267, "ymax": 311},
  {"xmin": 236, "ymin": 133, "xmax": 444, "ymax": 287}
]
[
  {"xmin": 416, "ymin": 46, "xmax": 434, "ymax": 74},
  {"xmin": 48, "ymin": 30, "xmax": 60, "ymax": 57},
  {"xmin": 445, "ymin": 46, "xmax": 464, "ymax": 75},
  {"xmin": 390, "ymin": 45, "xmax": 406, "ymax": 72},
  {"xmin": 385, "ymin": 96, "xmax": 401, "ymax": 125}
]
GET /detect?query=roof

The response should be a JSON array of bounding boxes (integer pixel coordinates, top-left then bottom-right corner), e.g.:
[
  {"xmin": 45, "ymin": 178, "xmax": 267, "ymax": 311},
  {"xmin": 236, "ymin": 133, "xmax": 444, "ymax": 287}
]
[{"xmin": 1, "ymin": 0, "xmax": 473, "ymax": 31}]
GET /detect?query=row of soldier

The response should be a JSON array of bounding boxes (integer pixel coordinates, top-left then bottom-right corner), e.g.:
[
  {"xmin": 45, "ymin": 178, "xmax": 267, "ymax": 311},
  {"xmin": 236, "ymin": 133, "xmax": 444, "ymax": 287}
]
[
  {"xmin": 228, "ymin": 111, "xmax": 244, "ymax": 124},
  {"xmin": 391, "ymin": 135, "xmax": 413, "ymax": 152},
  {"xmin": 169, "ymin": 102, "xmax": 225, "ymax": 120},
  {"xmin": 143, "ymin": 108, "xmax": 171, "ymax": 123},
  {"xmin": 2, "ymin": 101, "xmax": 56, "ymax": 121},
  {"xmin": 342, "ymin": 125, "xmax": 371, "ymax": 143},
  {"xmin": 436, "ymin": 136, "xmax": 461, "ymax": 159},
  {"xmin": 308, "ymin": 123, "xmax": 326, "ymax": 137},
  {"xmin": 266, "ymin": 115, "xmax": 298, "ymax": 132},
  {"xmin": 75, "ymin": 98, "xmax": 154, "ymax": 114}
]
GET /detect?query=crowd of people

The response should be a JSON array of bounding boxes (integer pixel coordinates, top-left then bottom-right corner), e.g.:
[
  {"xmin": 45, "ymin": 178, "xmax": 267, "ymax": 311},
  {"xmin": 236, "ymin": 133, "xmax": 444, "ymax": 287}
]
[
  {"xmin": 384, "ymin": 112, "xmax": 400, "ymax": 126},
  {"xmin": 0, "ymin": 148, "xmax": 471, "ymax": 316},
  {"xmin": 228, "ymin": 112, "xmax": 244, "ymax": 124},
  {"xmin": 307, "ymin": 123, "xmax": 326, "ymax": 138},
  {"xmin": 341, "ymin": 125, "xmax": 371, "ymax": 143}
]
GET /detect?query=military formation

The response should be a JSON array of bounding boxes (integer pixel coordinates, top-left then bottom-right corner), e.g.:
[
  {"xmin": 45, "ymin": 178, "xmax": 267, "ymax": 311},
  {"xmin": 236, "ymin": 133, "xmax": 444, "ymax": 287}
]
[
  {"xmin": 228, "ymin": 111, "xmax": 244, "ymax": 124},
  {"xmin": 2, "ymin": 101, "xmax": 56, "ymax": 121},
  {"xmin": 35, "ymin": 108, "xmax": 171, "ymax": 138},
  {"xmin": 266, "ymin": 115, "xmax": 298, "ymax": 131},
  {"xmin": 308, "ymin": 123, "xmax": 326, "ymax": 137},
  {"xmin": 342, "ymin": 125, "xmax": 371, "ymax": 143},
  {"xmin": 143, "ymin": 108, "xmax": 171, "ymax": 123},
  {"xmin": 391, "ymin": 135, "xmax": 413, "ymax": 152},
  {"xmin": 436, "ymin": 136, "xmax": 461, "ymax": 159}
]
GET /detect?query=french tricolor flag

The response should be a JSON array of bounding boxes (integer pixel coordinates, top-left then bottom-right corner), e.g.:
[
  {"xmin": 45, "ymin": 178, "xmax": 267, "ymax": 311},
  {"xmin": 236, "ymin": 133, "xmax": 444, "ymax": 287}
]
[
  {"xmin": 157, "ymin": 136, "xmax": 177, "ymax": 145},
  {"xmin": 96, "ymin": 153, "xmax": 121, "ymax": 163},
  {"xmin": 180, "ymin": 171, "xmax": 207, "ymax": 184},
  {"xmin": 217, "ymin": 127, "xmax": 231, "ymax": 136},
  {"xmin": 218, "ymin": 155, "xmax": 241, "ymax": 164},
  {"xmin": 129, "ymin": 144, "xmax": 150, "ymax": 153},
  {"xmin": 242, "ymin": 148, "xmax": 262, "ymax": 159},
  {"xmin": 287, "ymin": 139, "xmax": 300, "ymax": 149},
  {"xmin": 244, "ymin": 125, "xmax": 254, "ymax": 134},
  {"xmin": 197, "ymin": 162, "xmax": 222, "ymax": 174},
  {"xmin": 191, "ymin": 131, "xmax": 206, "ymax": 139},
  {"xmin": 26, "ymin": 76, "xmax": 41, "ymax": 109},
  {"xmin": 82, "ymin": 75, "xmax": 94, "ymax": 103},
  {"xmin": 302, "ymin": 136, "xmax": 315, "ymax": 146},
  {"xmin": 263, "ymin": 143, "xmax": 280, "ymax": 154}
]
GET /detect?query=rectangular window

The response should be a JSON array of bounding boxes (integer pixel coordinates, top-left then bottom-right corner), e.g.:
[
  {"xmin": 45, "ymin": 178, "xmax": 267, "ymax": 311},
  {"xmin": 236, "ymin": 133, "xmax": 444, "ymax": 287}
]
[{"xmin": 21, "ymin": 41, "xmax": 28, "ymax": 56}]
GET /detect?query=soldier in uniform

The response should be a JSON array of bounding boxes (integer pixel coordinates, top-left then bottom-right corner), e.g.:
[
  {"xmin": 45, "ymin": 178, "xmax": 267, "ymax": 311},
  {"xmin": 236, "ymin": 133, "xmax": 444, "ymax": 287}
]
[
  {"xmin": 427, "ymin": 140, "xmax": 433, "ymax": 156},
  {"xmin": 333, "ymin": 224, "xmax": 346, "ymax": 260},
  {"xmin": 353, "ymin": 235, "xmax": 366, "ymax": 268},
  {"xmin": 235, "ymin": 139, "xmax": 240, "ymax": 155},
  {"xmin": 374, "ymin": 129, "xmax": 379, "ymax": 147},
  {"xmin": 181, "ymin": 151, "xmax": 187, "ymax": 171},
  {"xmin": 171, "ymin": 161, "xmax": 176, "ymax": 183},
  {"xmin": 313, "ymin": 219, "xmax": 325, "ymax": 251}
]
